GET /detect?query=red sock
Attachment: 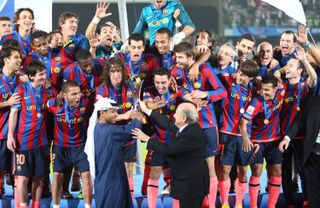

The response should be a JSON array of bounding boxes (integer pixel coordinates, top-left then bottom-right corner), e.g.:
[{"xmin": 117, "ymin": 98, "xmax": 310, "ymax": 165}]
[
  {"xmin": 268, "ymin": 176, "xmax": 281, "ymax": 208},
  {"xmin": 142, "ymin": 152, "xmax": 151, "ymax": 195},
  {"xmin": 147, "ymin": 179, "xmax": 158, "ymax": 208},
  {"xmin": 235, "ymin": 179, "xmax": 247, "ymax": 207},
  {"xmin": 208, "ymin": 177, "xmax": 218, "ymax": 208},
  {"xmin": 128, "ymin": 177, "xmax": 134, "ymax": 198},
  {"xmin": 218, "ymin": 179, "xmax": 230, "ymax": 205},
  {"xmin": 162, "ymin": 167, "xmax": 170, "ymax": 186},
  {"xmin": 249, "ymin": 176, "xmax": 260, "ymax": 208},
  {"xmin": 172, "ymin": 199, "xmax": 179, "ymax": 208},
  {"xmin": 31, "ymin": 201, "xmax": 40, "ymax": 208}
]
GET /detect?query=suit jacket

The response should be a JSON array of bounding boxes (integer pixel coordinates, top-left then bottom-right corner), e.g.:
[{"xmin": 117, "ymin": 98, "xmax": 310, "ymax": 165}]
[
  {"xmin": 287, "ymin": 96, "xmax": 320, "ymax": 166},
  {"xmin": 147, "ymin": 111, "xmax": 209, "ymax": 200}
]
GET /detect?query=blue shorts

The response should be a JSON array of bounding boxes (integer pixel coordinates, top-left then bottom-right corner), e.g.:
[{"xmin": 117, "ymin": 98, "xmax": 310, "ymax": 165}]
[
  {"xmin": 0, "ymin": 140, "xmax": 12, "ymax": 172},
  {"xmin": 52, "ymin": 145, "xmax": 90, "ymax": 173},
  {"xmin": 253, "ymin": 140, "xmax": 282, "ymax": 165},
  {"xmin": 149, "ymin": 150, "xmax": 168, "ymax": 166},
  {"xmin": 123, "ymin": 142, "xmax": 137, "ymax": 162},
  {"xmin": 204, "ymin": 127, "xmax": 219, "ymax": 157},
  {"xmin": 220, "ymin": 133, "xmax": 255, "ymax": 166},
  {"xmin": 15, "ymin": 145, "xmax": 49, "ymax": 177}
]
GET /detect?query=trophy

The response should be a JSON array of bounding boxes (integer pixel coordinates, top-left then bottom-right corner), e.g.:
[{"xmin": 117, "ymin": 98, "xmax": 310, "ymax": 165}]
[{"xmin": 126, "ymin": 77, "xmax": 147, "ymax": 124}]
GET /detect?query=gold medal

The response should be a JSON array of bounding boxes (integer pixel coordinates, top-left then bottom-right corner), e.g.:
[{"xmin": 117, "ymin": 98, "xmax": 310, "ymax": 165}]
[
  {"xmin": 53, "ymin": 67, "xmax": 61, "ymax": 74},
  {"xmin": 194, "ymin": 82, "xmax": 201, "ymax": 89},
  {"xmin": 297, "ymin": 106, "xmax": 300, "ymax": 111},
  {"xmin": 240, "ymin": 108, "xmax": 244, "ymax": 114},
  {"xmin": 170, "ymin": 105, "xmax": 176, "ymax": 111},
  {"xmin": 36, "ymin": 112, "xmax": 42, "ymax": 118},
  {"xmin": 264, "ymin": 119, "xmax": 269, "ymax": 125}
]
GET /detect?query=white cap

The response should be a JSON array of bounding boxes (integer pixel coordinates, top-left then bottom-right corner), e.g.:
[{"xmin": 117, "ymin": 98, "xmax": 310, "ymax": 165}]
[{"xmin": 94, "ymin": 97, "xmax": 118, "ymax": 112}]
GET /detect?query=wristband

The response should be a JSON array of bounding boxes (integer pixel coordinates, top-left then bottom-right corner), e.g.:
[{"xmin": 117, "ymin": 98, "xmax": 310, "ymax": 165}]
[
  {"xmin": 91, "ymin": 16, "xmax": 101, "ymax": 24},
  {"xmin": 304, "ymin": 41, "xmax": 311, "ymax": 48}
]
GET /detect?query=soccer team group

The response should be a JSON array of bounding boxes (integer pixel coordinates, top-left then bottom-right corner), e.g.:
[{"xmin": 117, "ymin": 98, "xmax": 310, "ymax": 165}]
[{"xmin": 0, "ymin": 0, "xmax": 320, "ymax": 208}]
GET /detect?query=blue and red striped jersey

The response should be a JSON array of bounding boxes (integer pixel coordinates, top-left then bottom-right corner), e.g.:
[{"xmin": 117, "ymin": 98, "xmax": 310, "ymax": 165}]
[
  {"xmin": 0, "ymin": 73, "xmax": 19, "ymax": 140},
  {"xmin": 242, "ymin": 90, "xmax": 283, "ymax": 142},
  {"xmin": 63, "ymin": 60, "xmax": 103, "ymax": 97},
  {"xmin": 220, "ymin": 80, "xmax": 253, "ymax": 136},
  {"xmin": 154, "ymin": 51, "xmax": 176, "ymax": 71},
  {"xmin": 1, "ymin": 31, "xmax": 32, "ymax": 58},
  {"xmin": 47, "ymin": 98, "xmax": 88, "ymax": 147},
  {"xmin": 22, "ymin": 48, "xmax": 73, "ymax": 92},
  {"xmin": 281, "ymin": 78, "xmax": 309, "ymax": 139},
  {"xmin": 96, "ymin": 83, "xmax": 134, "ymax": 114},
  {"xmin": 11, "ymin": 82, "xmax": 55, "ymax": 150},
  {"xmin": 63, "ymin": 34, "xmax": 89, "ymax": 59},
  {"xmin": 143, "ymin": 86, "xmax": 182, "ymax": 144},
  {"xmin": 181, "ymin": 63, "xmax": 227, "ymax": 128},
  {"xmin": 117, "ymin": 52, "xmax": 158, "ymax": 89}
]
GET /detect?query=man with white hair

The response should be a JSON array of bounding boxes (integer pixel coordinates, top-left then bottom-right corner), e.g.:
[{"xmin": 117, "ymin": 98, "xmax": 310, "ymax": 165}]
[
  {"xmin": 85, "ymin": 98, "xmax": 142, "ymax": 208},
  {"xmin": 132, "ymin": 101, "xmax": 209, "ymax": 208}
]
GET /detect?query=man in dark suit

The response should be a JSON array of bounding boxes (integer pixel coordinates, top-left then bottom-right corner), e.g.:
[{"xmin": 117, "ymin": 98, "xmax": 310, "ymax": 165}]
[
  {"xmin": 132, "ymin": 101, "xmax": 210, "ymax": 208},
  {"xmin": 279, "ymin": 96, "xmax": 320, "ymax": 208}
]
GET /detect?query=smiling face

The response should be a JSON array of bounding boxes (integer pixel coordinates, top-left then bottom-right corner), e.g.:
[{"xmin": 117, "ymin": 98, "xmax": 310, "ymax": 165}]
[
  {"xmin": 60, "ymin": 16, "xmax": 78, "ymax": 37},
  {"xmin": 280, "ymin": 33, "xmax": 295, "ymax": 56},
  {"xmin": 175, "ymin": 52, "xmax": 192, "ymax": 69},
  {"xmin": 4, "ymin": 50, "xmax": 22, "ymax": 73},
  {"xmin": 258, "ymin": 42, "xmax": 273, "ymax": 66},
  {"xmin": 155, "ymin": 32, "xmax": 171, "ymax": 55},
  {"xmin": 49, "ymin": 32, "xmax": 63, "ymax": 48},
  {"xmin": 236, "ymin": 39, "xmax": 254, "ymax": 61},
  {"xmin": 129, "ymin": 40, "xmax": 145, "ymax": 62},
  {"xmin": 154, "ymin": 74, "xmax": 170, "ymax": 95},
  {"xmin": 30, "ymin": 69, "xmax": 47, "ymax": 87},
  {"xmin": 261, "ymin": 82, "xmax": 277, "ymax": 101},
  {"xmin": 285, "ymin": 58, "xmax": 302, "ymax": 80},
  {"xmin": 100, "ymin": 108, "xmax": 118, "ymax": 124},
  {"xmin": 63, "ymin": 86, "xmax": 82, "ymax": 108},
  {"xmin": 217, "ymin": 45, "xmax": 235, "ymax": 67},
  {"xmin": 236, "ymin": 70, "xmax": 251, "ymax": 85},
  {"xmin": 16, "ymin": 10, "xmax": 33, "ymax": 31}
]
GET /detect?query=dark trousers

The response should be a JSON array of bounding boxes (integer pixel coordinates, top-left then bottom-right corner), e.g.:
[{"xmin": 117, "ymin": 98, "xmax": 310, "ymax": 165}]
[
  {"xmin": 179, "ymin": 197, "xmax": 204, "ymax": 208},
  {"xmin": 282, "ymin": 139, "xmax": 307, "ymax": 205},
  {"xmin": 304, "ymin": 153, "xmax": 320, "ymax": 208}
]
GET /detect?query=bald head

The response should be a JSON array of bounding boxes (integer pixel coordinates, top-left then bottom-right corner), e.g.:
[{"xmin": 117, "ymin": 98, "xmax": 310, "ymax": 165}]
[{"xmin": 174, "ymin": 102, "xmax": 198, "ymax": 128}]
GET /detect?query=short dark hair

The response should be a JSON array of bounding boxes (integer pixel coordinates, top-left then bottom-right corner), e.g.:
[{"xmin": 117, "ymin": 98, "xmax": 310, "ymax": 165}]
[
  {"xmin": 75, "ymin": 49, "xmax": 92, "ymax": 62},
  {"xmin": 103, "ymin": 56, "xmax": 127, "ymax": 86},
  {"xmin": 26, "ymin": 61, "xmax": 46, "ymax": 77},
  {"xmin": 1, "ymin": 39, "xmax": 20, "ymax": 51},
  {"xmin": 13, "ymin": 8, "xmax": 34, "ymax": 31},
  {"xmin": 47, "ymin": 30, "xmax": 63, "ymax": 43},
  {"xmin": 153, "ymin": 67, "xmax": 171, "ymax": 79},
  {"xmin": 238, "ymin": 34, "xmax": 255, "ymax": 44},
  {"xmin": 261, "ymin": 74, "xmax": 278, "ymax": 88},
  {"xmin": 61, "ymin": 80, "xmax": 79, "ymax": 93},
  {"xmin": 173, "ymin": 42, "xmax": 194, "ymax": 58},
  {"xmin": 156, "ymin": 27, "xmax": 173, "ymax": 38},
  {"xmin": 96, "ymin": 24, "xmax": 111, "ymax": 35},
  {"xmin": 281, "ymin": 30, "xmax": 296, "ymax": 43},
  {"xmin": 0, "ymin": 46, "xmax": 21, "ymax": 68},
  {"xmin": 128, "ymin": 33, "xmax": 145, "ymax": 46},
  {"xmin": 30, "ymin": 30, "xmax": 48, "ymax": 43},
  {"xmin": 58, "ymin": 12, "xmax": 78, "ymax": 31},
  {"xmin": 240, "ymin": 60, "xmax": 259, "ymax": 78},
  {"xmin": 0, "ymin": 16, "xmax": 11, "ymax": 22}
]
